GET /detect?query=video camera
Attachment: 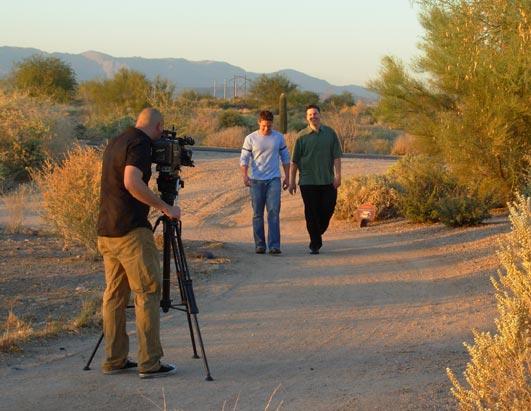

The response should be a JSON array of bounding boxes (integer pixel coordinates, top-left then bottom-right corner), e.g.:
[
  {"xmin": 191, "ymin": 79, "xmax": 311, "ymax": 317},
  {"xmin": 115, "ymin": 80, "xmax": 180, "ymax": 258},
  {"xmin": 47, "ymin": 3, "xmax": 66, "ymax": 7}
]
[
  {"xmin": 151, "ymin": 128, "xmax": 195, "ymax": 205},
  {"xmin": 151, "ymin": 128, "xmax": 195, "ymax": 173}
]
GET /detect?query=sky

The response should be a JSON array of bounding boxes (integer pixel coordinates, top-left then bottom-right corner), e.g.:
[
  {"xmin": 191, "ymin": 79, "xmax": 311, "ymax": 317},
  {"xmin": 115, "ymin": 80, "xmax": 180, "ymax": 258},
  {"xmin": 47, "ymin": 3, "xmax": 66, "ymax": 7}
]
[{"xmin": 1, "ymin": 0, "xmax": 425, "ymax": 86}]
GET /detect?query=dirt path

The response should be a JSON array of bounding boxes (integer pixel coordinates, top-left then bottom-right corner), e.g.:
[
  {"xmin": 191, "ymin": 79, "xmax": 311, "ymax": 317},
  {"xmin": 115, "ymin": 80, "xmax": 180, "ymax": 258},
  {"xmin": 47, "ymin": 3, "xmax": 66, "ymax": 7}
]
[{"xmin": 0, "ymin": 152, "xmax": 507, "ymax": 410}]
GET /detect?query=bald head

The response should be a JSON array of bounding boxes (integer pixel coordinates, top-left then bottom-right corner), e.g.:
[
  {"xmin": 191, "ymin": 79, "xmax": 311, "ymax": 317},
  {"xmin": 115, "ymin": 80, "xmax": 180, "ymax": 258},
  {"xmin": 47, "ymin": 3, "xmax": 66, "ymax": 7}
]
[{"xmin": 135, "ymin": 108, "xmax": 164, "ymax": 139}]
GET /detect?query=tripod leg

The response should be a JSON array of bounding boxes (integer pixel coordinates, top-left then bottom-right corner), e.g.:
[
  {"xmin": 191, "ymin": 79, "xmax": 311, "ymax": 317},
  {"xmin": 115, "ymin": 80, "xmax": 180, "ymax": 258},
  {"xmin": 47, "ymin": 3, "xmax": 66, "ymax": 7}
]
[
  {"xmin": 83, "ymin": 332, "xmax": 104, "ymax": 370},
  {"xmin": 192, "ymin": 314, "xmax": 213, "ymax": 381},
  {"xmin": 170, "ymin": 226, "xmax": 199, "ymax": 358}
]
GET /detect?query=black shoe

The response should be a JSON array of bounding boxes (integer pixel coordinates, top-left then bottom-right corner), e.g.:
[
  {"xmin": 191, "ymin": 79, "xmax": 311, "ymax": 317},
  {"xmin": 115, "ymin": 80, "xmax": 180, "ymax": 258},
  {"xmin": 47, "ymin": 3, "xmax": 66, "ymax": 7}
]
[
  {"xmin": 139, "ymin": 363, "xmax": 177, "ymax": 379},
  {"xmin": 269, "ymin": 248, "xmax": 281, "ymax": 255},
  {"xmin": 309, "ymin": 248, "xmax": 320, "ymax": 255},
  {"xmin": 103, "ymin": 359, "xmax": 137, "ymax": 375},
  {"xmin": 255, "ymin": 246, "xmax": 266, "ymax": 254}
]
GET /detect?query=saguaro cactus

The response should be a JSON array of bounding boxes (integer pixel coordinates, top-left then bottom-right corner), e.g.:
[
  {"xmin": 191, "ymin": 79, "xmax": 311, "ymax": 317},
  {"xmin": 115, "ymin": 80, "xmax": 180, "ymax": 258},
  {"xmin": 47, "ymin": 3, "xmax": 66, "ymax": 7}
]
[{"xmin": 279, "ymin": 93, "xmax": 287, "ymax": 134}]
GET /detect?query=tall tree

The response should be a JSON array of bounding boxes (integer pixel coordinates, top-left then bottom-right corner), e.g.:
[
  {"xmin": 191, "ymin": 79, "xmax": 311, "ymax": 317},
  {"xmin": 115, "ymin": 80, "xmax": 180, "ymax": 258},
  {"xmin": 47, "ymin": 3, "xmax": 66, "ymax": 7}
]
[
  {"xmin": 79, "ymin": 68, "xmax": 151, "ymax": 121},
  {"xmin": 11, "ymin": 55, "xmax": 77, "ymax": 103},
  {"xmin": 248, "ymin": 74, "xmax": 298, "ymax": 110},
  {"xmin": 369, "ymin": 0, "xmax": 530, "ymax": 202}
]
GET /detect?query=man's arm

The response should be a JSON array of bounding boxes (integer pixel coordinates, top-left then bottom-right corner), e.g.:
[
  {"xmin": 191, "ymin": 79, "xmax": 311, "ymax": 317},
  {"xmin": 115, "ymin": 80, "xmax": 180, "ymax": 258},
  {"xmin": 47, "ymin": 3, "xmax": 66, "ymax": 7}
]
[
  {"xmin": 124, "ymin": 165, "xmax": 181, "ymax": 219},
  {"xmin": 333, "ymin": 157, "xmax": 341, "ymax": 189},
  {"xmin": 288, "ymin": 162, "xmax": 298, "ymax": 194},
  {"xmin": 240, "ymin": 165, "xmax": 250, "ymax": 187},
  {"xmin": 282, "ymin": 163, "xmax": 290, "ymax": 190}
]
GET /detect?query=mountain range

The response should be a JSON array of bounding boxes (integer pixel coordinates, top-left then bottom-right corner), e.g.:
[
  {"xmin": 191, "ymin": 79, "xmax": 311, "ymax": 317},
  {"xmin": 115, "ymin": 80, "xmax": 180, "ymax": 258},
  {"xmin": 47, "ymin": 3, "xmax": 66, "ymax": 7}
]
[{"xmin": 0, "ymin": 46, "xmax": 377, "ymax": 101}]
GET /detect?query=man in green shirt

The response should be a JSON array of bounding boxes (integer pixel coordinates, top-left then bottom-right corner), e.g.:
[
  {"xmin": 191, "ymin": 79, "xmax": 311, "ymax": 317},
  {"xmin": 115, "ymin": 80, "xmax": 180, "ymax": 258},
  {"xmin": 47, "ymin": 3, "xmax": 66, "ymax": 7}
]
[{"xmin": 288, "ymin": 105, "xmax": 342, "ymax": 254}]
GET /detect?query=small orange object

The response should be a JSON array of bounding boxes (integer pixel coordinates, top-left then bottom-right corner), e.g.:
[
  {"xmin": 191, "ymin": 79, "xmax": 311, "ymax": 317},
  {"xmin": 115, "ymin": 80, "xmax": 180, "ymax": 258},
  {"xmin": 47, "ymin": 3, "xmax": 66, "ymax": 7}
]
[{"xmin": 356, "ymin": 203, "xmax": 377, "ymax": 227}]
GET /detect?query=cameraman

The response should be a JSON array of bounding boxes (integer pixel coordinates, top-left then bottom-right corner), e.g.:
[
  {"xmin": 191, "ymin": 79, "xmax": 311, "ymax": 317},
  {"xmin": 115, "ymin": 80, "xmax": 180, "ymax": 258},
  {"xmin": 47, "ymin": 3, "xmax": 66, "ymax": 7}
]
[{"xmin": 97, "ymin": 108, "xmax": 180, "ymax": 379}]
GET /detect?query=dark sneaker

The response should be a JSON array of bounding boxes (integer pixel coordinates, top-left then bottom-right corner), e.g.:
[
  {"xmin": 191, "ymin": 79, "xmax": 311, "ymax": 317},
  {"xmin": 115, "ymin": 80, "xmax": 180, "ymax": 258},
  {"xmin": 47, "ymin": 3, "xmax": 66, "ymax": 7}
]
[
  {"xmin": 269, "ymin": 248, "xmax": 281, "ymax": 255},
  {"xmin": 255, "ymin": 246, "xmax": 266, "ymax": 254},
  {"xmin": 139, "ymin": 363, "xmax": 177, "ymax": 379},
  {"xmin": 309, "ymin": 248, "xmax": 320, "ymax": 255},
  {"xmin": 103, "ymin": 359, "xmax": 137, "ymax": 375}
]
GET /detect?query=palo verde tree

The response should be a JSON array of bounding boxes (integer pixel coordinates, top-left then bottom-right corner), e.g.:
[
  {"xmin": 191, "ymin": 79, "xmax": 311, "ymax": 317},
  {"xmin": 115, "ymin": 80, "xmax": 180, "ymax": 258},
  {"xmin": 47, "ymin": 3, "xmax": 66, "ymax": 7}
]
[
  {"xmin": 10, "ymin": 55, "xmax": 77, "ymax": 103},
  {"xmin": 248, "ymin": 74, "xmax": 298, "ymax": 110},
  {"xmin": 79, "ymin": 68, "xmax": 151, "ymax": 122},
  {"xmin": 369, "ymin": 0, "xmax": 531, "ymax": 203}
]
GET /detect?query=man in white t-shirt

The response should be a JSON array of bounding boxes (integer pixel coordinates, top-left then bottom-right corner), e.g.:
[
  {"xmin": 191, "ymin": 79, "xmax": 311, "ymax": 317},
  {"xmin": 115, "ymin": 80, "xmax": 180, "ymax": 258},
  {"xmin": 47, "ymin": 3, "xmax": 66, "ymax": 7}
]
[{"xmin": 240, "ymin": 110, "xmax": 290, "ymax": 254}]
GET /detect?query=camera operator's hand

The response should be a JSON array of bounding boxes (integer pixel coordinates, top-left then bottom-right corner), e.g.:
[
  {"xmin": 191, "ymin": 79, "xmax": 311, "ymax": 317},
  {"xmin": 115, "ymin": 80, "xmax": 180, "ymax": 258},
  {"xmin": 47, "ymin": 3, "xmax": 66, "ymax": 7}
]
[{"xmin": 162, "ymin": 204, "xmax": 181, "ymax": 220}]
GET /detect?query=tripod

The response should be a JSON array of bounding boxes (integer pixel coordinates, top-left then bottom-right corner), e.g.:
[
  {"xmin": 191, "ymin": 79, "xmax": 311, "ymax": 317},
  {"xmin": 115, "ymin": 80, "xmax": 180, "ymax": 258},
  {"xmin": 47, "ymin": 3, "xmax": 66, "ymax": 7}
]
[{"xmin": 83, "ymin": 176, "xmax": 213, "ymax": 381}]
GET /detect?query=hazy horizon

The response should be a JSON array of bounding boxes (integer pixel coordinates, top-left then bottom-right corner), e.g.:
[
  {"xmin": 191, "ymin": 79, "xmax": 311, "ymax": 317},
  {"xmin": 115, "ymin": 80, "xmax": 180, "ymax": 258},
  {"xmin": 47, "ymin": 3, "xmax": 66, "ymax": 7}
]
[{"xmin": 1, "ymin": 0, "xmax": 424, "ymax": 87}]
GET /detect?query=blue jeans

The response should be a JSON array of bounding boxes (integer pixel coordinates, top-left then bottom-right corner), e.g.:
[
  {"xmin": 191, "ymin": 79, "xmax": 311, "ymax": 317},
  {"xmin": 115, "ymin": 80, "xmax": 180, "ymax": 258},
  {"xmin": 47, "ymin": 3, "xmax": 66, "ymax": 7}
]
[{"xmin": 250, "ymin": 178, "xmax": 281, "ymax": 250}]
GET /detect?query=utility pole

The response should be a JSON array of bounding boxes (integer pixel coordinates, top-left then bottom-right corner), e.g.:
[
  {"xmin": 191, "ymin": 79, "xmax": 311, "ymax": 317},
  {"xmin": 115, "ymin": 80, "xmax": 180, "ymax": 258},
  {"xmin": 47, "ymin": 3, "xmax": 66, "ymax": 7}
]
[
  {"xmin": 233, "ymin": 75, "xmax": 237, "ymax": 99},
  {"xmin": 213, "ymin": 80, "xmax": 216, "ymax": 98},
  {"xmin": 224, "ymin": 79, "xmax": 227, "ymax": 100}
]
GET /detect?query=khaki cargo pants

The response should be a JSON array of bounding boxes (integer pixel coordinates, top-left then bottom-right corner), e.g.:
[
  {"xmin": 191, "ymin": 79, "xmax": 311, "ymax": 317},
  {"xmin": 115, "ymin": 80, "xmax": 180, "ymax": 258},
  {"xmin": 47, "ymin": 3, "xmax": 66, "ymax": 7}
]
[{"xmin": 97, "ymin": 227, "xmax": 163, "ymax": 373}]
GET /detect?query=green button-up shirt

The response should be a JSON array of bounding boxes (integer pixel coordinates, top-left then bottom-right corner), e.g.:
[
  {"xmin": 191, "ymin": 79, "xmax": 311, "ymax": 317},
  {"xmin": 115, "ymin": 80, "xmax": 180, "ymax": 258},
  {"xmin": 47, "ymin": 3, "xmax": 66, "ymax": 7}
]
[{"xmin": 292, "ymin": 125, "xmax": 342, "ymax": 185}]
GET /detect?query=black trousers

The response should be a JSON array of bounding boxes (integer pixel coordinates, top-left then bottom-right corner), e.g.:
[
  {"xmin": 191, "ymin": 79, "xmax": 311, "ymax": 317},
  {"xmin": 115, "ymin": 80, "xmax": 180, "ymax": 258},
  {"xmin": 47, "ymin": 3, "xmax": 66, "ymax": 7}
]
[{"xmin": 300, "ymin": 184, "xmax": 337, "ymax": 250}]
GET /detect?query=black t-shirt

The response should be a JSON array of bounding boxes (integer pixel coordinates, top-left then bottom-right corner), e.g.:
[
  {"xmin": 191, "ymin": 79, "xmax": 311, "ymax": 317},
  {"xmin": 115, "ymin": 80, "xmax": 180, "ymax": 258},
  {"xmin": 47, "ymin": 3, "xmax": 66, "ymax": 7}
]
[{"xmin": 97, "ymin": 127, "xmax": 153, "ymax": 237}]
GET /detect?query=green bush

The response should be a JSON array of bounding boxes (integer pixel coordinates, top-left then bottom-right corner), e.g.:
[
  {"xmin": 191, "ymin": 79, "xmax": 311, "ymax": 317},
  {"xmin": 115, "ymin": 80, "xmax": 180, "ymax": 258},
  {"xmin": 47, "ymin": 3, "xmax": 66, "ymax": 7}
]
[
  {"xmin": 336, "ymin": 174, "xmax": 400, "ymax": 222},
  {"xmin": 0, "ymin": 137, "xmax": 45, "ymax": 186},
  {"xmin": 10, "ymin": 55, "xmax": 77, "ymax": 103},
  {"xmin": 218, "ymin": 110, "xmax": 250, "ymax": 130},
  {"xmin": 389, "ymin": 155, "xmax": 493, "ymax": 226},
  {"xmin": 388, "ymin": 155, "xmax": 453, "ymax": 222},
  {"xmin": 0, "ymin": 90, "xmax": 76, "ymax": 189},
  {"xmin": 436, "ymin": 189, "xmax": 493, "ymax": 227},
  {"xmin": 80, "ymin": 116, "xmax": 135, "ymax": 143}
]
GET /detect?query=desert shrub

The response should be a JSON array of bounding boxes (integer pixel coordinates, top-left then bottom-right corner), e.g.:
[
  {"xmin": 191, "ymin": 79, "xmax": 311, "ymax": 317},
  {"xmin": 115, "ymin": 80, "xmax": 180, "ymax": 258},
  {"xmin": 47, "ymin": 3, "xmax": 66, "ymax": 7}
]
[
  {"xmin": 218, "ymin": 110, "xmax": 248, "ymax": 129},
  {"xmin": 389, "ymin": 155, "xmax": 494, "ymax": 226},
  {"xmin": 336, "ymin": 174, "xmax": 400, "ymax": 222},
  {"xmin": 0, "ymin": 183, "xmax": 34, "ymax": 233},
  {"xmin": 10, "ymin": 55, "xmax": 77, "ymax": 103},
  {"xmin": 391, "ymin": 133, "xmax": 417, "ymax": 155},
  {"xmin": 0, "ymin": 138, "xmax": 46, "ymax": 186},
  {"xmin": 388, "ymin": 155, "xmax": 458, "ymax": 223},
  {"xmin": 202, "ymin": 126, "xmax": 246, "ymax": 148},
  {"xmin": 447, "ymin": 194, "xmax": 531, "ymax": 409},
  {"xmin": 33, "ymin": 145, "xmax": 102, "ymax": 255},
  {"xmin": 185, "ymin": 108, "xmax": 219, "ymax": 141},
  {"xmin": 0, "ymin": 90, "xmax": 76, "ymax": 188},
  {"xmin": 323, "ymin": 111, "xmax": 358, "ymax": 152},
  {"xmin": 80, "ymin": 116, "xmax": 135, "ymax": 143},
  {"xmin": 436, "ymin": 189, "xmax": 493, "ymax": 227}
]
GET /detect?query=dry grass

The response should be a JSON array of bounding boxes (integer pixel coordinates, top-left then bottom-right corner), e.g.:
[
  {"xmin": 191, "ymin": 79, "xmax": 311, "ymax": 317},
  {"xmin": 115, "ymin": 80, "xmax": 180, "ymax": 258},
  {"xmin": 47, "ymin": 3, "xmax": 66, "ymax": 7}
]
[
  {"xmin": 0, "ymin": 310, "xmax": 33, "ymax": 352},
  {"xmin": 391, "ymin": 133, "xmax": 418, "ymax": 155},
  {"xmin": 202, "ymin": 126, "xmax": 247, "ymax": 148},
  {"xmin": 33, "ymin": 145, "xmax": 102, "ymax": 256},
  {"xmin": 1, "ymin": 293, "xmax": 102, "ymax": 353},
  {"xmin": 0, "ymin": 184, "xmax": 34, "ymax": 233}
]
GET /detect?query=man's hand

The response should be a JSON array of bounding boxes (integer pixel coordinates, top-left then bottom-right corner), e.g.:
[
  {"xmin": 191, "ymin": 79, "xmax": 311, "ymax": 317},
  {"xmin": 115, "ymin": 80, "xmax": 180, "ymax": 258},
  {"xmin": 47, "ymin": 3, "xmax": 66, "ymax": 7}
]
[
  {"xmin": 333, "ymin": 175, "xmax": 341, "ymax": 189},
  {"xmin": 162, "ymin": 204, "xmax": 181, "ymax": 220},
  {"xmin": 282, "ymin": 177, "xmax": 289, "ymax": 190},
  {"xmin": 288, "ymin": 182, "xmax": 297, "ymax": 195},
  {"xmin": 243, "ymin": 175, "xmax": 251, "ymax": 187}
]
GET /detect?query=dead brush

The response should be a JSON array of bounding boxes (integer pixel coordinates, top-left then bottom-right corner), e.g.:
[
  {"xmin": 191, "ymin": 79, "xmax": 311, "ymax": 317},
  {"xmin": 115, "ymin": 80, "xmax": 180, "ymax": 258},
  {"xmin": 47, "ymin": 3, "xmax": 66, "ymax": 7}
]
[
  {"xmin": 202, "ymin": 126, "xmax": 246, "ymax": 148},
  {"xmin": 1, "ymin": 184, "xmax": 34, "ymax": 233},
  {"xmin": 32, "ymin": 145, "xmax": 102, "ymax": 256},
  {"xmin": 0, "ymin": 310, "xmax": 33, "ymax": 352}
]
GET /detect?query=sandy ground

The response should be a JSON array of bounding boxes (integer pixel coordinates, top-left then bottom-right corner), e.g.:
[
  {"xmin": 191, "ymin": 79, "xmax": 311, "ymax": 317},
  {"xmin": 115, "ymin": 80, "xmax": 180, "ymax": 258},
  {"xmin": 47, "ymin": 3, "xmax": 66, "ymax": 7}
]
[{"xmin": 0, "ymin": 151, "xmax": 508, "ymax": 410}]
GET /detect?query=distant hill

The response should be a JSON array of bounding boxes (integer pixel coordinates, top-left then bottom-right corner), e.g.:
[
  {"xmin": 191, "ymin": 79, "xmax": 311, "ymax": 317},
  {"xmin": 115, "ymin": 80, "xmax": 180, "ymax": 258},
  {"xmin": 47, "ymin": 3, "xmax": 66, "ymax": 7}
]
[{"xmin": 0, "ymin": 46, "xmax": 378, "ymax": 101}]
